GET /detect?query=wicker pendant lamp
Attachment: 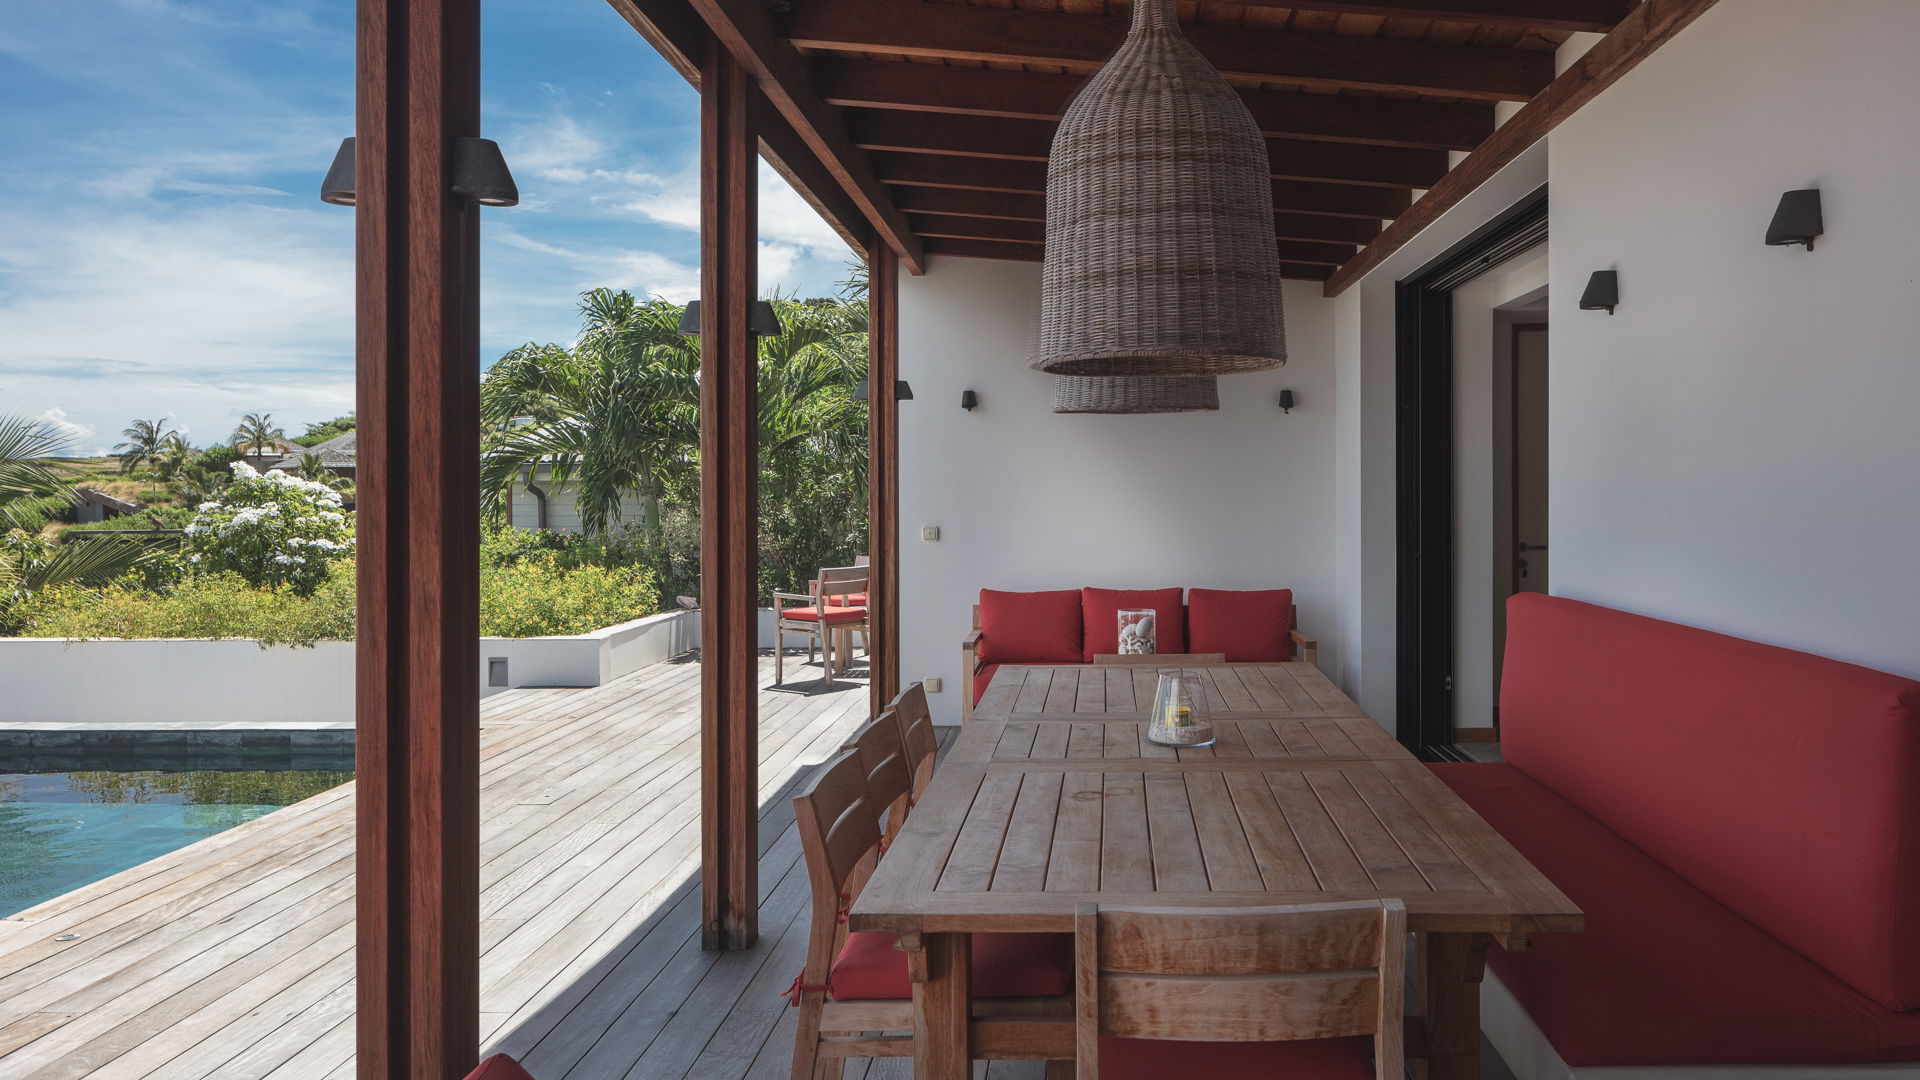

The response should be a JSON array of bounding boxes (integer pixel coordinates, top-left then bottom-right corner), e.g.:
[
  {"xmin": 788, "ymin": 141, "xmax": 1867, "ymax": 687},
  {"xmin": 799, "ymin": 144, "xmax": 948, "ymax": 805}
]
[
  {"xmin": 1034, "ymin": 0, "xmax": 1286, "ymax": 378},
  {"xmin": 1052, "ymin": 375, "xmax": 1219, "ymax": 414}
]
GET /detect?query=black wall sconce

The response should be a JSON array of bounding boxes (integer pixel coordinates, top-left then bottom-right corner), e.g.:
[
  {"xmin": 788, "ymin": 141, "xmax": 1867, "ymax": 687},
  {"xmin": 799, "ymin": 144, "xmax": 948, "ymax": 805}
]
[
  {"xmin": 1765, "ymin": 189, "xmax": 1823, "ymax": 251},
  {"xmin": 1579, "ymin": 270, "xmax": 1619, "ymax": 314},
  {"xmin": 960, "ymin": 390, "xmax": 979, "ymax": 412},
  {"xmin": 1277, "ymin": 389, "xmax": 1295, "ymax": 414},
  {"xmin": 320, "ymin": 136, "xmax": 519, "ymax": 208},
  {"xmin": 677, "ymin": 299, "xmax": 783, "ymax": 337},
  {"xmin": 854, "ymin": 379, "xmax": 914, "ymax": 402}
]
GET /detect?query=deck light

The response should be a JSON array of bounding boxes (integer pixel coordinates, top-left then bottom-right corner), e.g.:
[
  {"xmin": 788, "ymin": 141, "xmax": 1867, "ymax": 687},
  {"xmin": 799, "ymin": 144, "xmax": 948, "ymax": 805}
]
[
  {"xmin": 1765, "ymin": 189, "xmax": 1823, "ymax": 250},
  {"xmin": 451, "ymin": 137, "xmax": 519, "ymax": 206},
  {"xmin": 960, "ymin": 390, "xmax": 978, "ymax": 411},
  {"xmin": 319, "ymin": 138, "xmax": 355, "ymax": 206},
  {"xmin": 1579, "ymin": 270, "xmax": 1619, "ymax": 314},
  {"xmin": 676, "ymin": 300, "xmax": 783, "ymax": 337},
  {"xmin": 853, "ymin": 379, "xmax": 913, "ymax": 402}
]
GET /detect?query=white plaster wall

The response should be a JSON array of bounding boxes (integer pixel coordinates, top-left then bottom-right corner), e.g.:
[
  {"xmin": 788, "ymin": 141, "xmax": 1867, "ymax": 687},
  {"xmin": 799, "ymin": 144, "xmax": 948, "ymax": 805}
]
[
  {"xmin": 1548, "ymin": 0, "xmax": 1920, "ymax": 679},
  {"xmin": 897, "ymin": 258, "xmax": 1337, "ymax": 724}
]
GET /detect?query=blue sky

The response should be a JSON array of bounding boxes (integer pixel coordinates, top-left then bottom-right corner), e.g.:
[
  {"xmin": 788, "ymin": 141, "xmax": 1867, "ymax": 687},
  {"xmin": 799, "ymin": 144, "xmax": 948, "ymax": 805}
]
[{"xmin": 0, "ymin": 0, "xmax": 854, "ymax": 454}]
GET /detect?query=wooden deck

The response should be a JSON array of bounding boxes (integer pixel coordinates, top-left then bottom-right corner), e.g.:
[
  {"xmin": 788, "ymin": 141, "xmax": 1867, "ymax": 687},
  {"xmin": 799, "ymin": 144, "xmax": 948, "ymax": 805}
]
[{"xmin": 0, "ymin": 652, "xmax": 953, "ymax": 1080}]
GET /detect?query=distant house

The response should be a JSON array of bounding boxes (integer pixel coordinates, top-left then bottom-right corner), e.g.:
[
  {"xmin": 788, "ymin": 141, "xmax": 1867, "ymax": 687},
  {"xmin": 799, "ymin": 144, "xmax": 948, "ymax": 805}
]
[
  {"xmin": 238, "ymin": 437, "xmax": 303, "ymax": 471},
  {"xmin": 72, "ymin": 486, "xmax": 143, "ymax": 524},
  {"xmin": 507, "ymin": 464, "xmax": 648, "ymax": 533},
  {"xmin": 267, "ymin": 431, "xmax": 357, "ymax": 482}
]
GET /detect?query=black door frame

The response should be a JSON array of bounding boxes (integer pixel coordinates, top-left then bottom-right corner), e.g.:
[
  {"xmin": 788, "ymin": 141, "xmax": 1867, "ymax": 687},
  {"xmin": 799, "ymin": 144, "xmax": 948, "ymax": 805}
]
[{"xmin": 1394, "ymin": 184, "xmax": 1548, "ymax": 759}]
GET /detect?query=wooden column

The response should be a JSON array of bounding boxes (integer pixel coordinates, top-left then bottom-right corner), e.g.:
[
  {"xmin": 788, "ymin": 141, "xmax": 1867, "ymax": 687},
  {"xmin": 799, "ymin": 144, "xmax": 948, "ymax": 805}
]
[
  {"xmin": 867, "ymin": 242, "xmax": 901, "ymax": 717},
  {"xmin": 699, "ymin": 33, "xmax": 760, "ymax": 951},
  {"xmin": 354, "ymin": 0, "xmax": 482, "ymax": 1075}
]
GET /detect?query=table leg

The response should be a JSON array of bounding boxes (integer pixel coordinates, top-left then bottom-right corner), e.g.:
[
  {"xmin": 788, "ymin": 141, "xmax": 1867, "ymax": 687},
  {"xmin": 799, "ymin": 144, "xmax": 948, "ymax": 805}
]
[
  {"xmin": 909, "ymin": 931, "xmax": 971, "ymax": 1080},
  {"xmin": 1420, "ymin": 932, "xmax": 1490, "ymax": 1080}
]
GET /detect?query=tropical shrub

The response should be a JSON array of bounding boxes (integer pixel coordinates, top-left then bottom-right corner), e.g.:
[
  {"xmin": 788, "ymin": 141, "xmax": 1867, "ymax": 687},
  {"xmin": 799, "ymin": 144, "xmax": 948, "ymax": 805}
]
[
  {"xmin": 185, "ymin": 462, "xmax": 352, "ymax": 593},
  {"xmin": 18, "ymin": 570, "xmax": 357, "ymax": 646},
  {"xmin": 479, "ymin": 555, "xmax": 657, "ymax": 638}
]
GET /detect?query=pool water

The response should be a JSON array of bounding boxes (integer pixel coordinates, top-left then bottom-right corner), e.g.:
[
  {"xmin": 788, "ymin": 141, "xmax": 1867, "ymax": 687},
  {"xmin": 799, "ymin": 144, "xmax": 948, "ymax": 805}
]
[{"xmin": 0, "ymin": 747, "xmax": 353, "ymax": 918}]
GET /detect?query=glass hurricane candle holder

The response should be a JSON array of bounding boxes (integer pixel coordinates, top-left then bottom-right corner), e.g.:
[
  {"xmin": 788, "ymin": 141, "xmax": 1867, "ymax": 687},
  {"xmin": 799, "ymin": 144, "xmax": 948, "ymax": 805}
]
[{"xmin": 1148, "ymin": 668, "xmax": 1215, "ymax": 747}]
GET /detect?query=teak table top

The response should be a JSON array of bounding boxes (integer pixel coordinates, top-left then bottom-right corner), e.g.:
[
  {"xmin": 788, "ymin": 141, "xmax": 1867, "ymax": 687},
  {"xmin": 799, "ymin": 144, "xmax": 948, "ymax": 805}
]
[{"xmin": 853, "ymin": 663, "xmax": 1582, "ymax": 947}]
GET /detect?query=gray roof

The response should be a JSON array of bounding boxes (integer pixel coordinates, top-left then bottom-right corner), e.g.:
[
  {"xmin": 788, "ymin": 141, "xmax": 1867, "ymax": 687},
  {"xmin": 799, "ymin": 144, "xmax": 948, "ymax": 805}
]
[{"xmin": 268, "ymin": 430, "xmax": 357, "ymax": 471}]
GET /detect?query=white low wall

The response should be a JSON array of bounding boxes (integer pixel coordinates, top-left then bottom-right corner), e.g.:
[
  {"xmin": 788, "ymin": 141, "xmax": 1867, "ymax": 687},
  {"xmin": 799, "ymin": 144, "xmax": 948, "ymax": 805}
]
[{"xmin": 0, "ymin": 609, "xmax": 697, "ymax": 729}]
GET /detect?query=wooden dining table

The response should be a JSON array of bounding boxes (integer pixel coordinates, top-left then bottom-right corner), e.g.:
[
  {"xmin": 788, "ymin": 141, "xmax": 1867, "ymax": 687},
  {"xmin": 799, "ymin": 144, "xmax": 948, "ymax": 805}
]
[{"xmin": 850, "ymin": 662, "xmax": 1583, "ymax": 1080}]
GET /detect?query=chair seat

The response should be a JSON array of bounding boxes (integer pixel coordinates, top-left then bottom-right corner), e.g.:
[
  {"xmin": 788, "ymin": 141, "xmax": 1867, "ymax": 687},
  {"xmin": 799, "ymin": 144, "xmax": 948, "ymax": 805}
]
[
  {"xmin": 782, "ymin": 605, "xmax": 867, "ymax": 624},
  {"xmin": 829, "ymin": 931, "xmax": 1073, "ymax": 1001},
  {"xmin": 1097, "ymin": 1036, "xmax": 1373, "ymax": 1080},
  {"xmin": 463, "ymin": 1054, "xmax": 537, "ymax": 1080}
]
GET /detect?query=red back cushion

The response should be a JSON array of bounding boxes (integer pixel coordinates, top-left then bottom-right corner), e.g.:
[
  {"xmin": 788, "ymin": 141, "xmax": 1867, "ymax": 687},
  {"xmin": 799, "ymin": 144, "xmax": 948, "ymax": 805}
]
[
  {"xmin": 464, "ymin": 1055, "xmax": 537, "ymax": 1080},
  {"xmin": 1186, "ymin": 588, "xmax": 1294, "ymax": 662},
  {"xmin": 1080, "ymin": 588, "xmax": 1186, "ymax": 661},
  {"xmin": 978, "ymin": 589, "xmax": 1084, "ymax": 664},
  {"xmin": 1501, "ymin": 593, "xmax": 1920, "ymax": 1011}
]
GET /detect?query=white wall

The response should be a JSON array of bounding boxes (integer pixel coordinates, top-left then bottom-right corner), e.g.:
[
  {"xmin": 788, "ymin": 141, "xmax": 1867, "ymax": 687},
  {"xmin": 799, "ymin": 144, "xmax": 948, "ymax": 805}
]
[
  {"xmin": 898, "ymin": 258, "xmax": 1337, "ymax": 723},
  {"xmin": 1548, "ymin": 0, "xmax": 1920, "ymax": 679}
]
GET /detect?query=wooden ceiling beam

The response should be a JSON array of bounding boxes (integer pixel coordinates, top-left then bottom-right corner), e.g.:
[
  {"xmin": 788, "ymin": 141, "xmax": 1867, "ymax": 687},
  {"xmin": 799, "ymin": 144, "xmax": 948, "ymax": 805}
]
[
  {"xmin": 905, "ymin": 213, "xmax": 1355, "ymax": 265},
  {"xmin": 890, "ymin": 187, "xmax": 1382, "ymax": 245},
  {"xmin": 920, "ymin": 236, "xmax": 1338, "ymax": 281},
  {"xmin": 785, "ymin": 0, "xmax": 1553, "ymax": 101},
  {"xmin": 871, "ymin": 152, "xmax": 1412, "ymax": 220},
  {"xmin": 1326, "ymin": 0, "xmax": 1723, "ymax": 294},
  {"xmin": 1228, "ymin": 0, "xmax": 1632, "ymax": 33},
  {"xmin": 816, "ymin": 59, "xmax": 1494, "ymax": 152},
  {"xmin": 848, "ymin": 110, "xmax": 1449, "ymax": 190}
]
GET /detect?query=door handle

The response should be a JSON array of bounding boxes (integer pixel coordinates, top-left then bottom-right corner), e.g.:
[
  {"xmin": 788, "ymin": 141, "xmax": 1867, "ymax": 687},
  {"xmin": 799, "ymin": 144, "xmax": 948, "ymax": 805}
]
[{"xmin": 1518, "ymin": 542, "xmax": 1548, "ymax": 552}]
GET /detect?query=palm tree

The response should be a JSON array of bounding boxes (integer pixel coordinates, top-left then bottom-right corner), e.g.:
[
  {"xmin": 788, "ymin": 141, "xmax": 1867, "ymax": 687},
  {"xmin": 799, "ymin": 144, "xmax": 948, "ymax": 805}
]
[
  {"xmin": 231, "ymin": 412, "xmax": 286, "ymax": 458},
  {"xmin": 155, "ymin": 435, "xmax": 194, "ymax": 480},
  {"xmin": 113, "ymin": 417, "xmax": 181, "ymax": 474},
  {"xmin": 0, "ymin": 414, "xmax": 148, "ymax": 617}
]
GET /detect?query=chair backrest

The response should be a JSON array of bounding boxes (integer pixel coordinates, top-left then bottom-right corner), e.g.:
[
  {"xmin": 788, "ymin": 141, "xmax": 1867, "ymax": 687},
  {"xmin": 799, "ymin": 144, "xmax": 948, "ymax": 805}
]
[
  {"xmin": 890, "ymin": 682, "xmax": 938, "ymax": 800},
  {"xmin": 1074, "ymin": 900, "xmax": 1404, "ymax": 1080},
  {"xmin": 816, "ymin": 565, "xmax": 867, "ymax": 604},
  {"xmin": 840, "ymin": 708, "xmax": 913, "ymax": 838},
  {"xmin": 793, "ymin": 750, "xmax": 884, "ymax": 981},
  {"xmin": 1092, "ymin": 652, "xmax": 1227, "ymax": 666}
]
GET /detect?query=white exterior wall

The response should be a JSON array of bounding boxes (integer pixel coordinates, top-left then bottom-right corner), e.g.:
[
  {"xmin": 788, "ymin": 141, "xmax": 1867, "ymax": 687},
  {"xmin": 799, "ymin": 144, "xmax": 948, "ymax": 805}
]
[
  {"xmin": 508, "ymin": 467, "xmax": 649, "ymax": 534},
  {"xmin": 1547, "ymin": 0, "xmax": 1920, "ymax": 679},
  {"xmin": 897, "ymin": 258, "xmax": 1337, "ymax": 724}
]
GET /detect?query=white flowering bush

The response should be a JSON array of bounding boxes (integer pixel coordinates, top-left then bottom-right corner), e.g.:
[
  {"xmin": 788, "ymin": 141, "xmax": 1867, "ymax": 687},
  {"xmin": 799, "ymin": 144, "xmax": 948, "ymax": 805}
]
[{"xmin": 184, "ymin": 462, "xmax": 353, "ymax": 593}]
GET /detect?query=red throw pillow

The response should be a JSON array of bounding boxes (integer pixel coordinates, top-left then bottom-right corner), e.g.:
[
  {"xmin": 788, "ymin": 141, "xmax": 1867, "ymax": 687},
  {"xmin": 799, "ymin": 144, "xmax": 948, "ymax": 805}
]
[
  {"xmin": 1080, "ymin": 588, "xmax": 1186, "ymax": 661},
  {"xmin": 1187, "ymin": 588, "xmax": 1293, "ymax": 662},
  {"xmin": 464, "ymin": 1055, "xmax": 538, "ymax": 1080},
  {"xmin": 978, "ymin": 589, "xmax": 1084, "ymax": 664}
]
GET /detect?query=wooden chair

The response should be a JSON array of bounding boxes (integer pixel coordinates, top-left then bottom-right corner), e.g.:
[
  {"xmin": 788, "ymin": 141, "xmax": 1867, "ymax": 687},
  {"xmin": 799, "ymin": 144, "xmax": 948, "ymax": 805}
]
[
  {"xmin": 890, "ymin": 682, "xmax": 938, "ymax": 807},
  {"xmin": 838, "ymin": 707, "xmax": 914, "ymax": 845},
  {"xmin": 1074, "ymin": 900, "xmax": 1405, "ymax": 1080},
  {"xmin": 774, "ymin": 566, "xmax": 869, "ymax": 688},
  {"xmin": 790, "ymin": 752, "xmax": 1076, "ymax": 1080}
]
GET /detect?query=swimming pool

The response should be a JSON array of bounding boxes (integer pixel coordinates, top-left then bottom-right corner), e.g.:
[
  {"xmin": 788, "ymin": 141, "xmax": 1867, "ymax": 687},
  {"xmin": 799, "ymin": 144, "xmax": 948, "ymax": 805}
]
[{"xmin": 0, "ymin": 745, "xmax": 353, "ymax": 918}]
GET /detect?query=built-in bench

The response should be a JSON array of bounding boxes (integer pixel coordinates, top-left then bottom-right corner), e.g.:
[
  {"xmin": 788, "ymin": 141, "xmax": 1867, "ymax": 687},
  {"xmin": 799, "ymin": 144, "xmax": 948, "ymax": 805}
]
[
  {"xmin": 960, "ymin": 587, "xmax": 1315, "ymax": 721},
  {"xmin": 1432, "ymin": 594, "xmax": 1920, "ymax": 1078}
]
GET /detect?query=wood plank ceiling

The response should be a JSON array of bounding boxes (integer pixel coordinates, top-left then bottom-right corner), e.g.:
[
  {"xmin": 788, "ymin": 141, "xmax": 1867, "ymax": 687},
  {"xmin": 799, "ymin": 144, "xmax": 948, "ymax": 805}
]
[{"xmin": 769, "ymin": 0, "xmax": 1630, "ymax": 281}]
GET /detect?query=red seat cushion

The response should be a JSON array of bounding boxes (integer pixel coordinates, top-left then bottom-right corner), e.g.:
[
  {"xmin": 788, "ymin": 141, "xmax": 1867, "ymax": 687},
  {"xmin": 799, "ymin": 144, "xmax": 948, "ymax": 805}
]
[
  {"xmin": 829, "ymin": 931, "xmax": 1074, "ymax": 1000},
  {"xmin": 1432, "ymin": 762, "xmax": 1920, "ymax": 1066},
  {"xmin": 1097, "ymin": 1036, "xmax": 1372, "ymax": 1080},
  {"xmin": 464, "ymin": 1055, "xmax": 538, "ymax": 1080},
  {"xmin": 1186, "ymin": 588, "xmax": 1294, "ymax": 662},
  {"xmin": 1080, "ymin": 588, "xmax": 1186, "ymax": 661},
  {"xmin": 978, "ymin": 589, "xmax": 1084, "ymax": 664},
  {"xmin": 973, "ymin": 663, "xmax": 1001, "ymax": 706},
  {"xmin": 1501, "ymin": 594, "xmax": 1920, "ymax": 1010},
  {"xmin": 781, "ymin": 605, "xmax": 866, "ymax": 623}
]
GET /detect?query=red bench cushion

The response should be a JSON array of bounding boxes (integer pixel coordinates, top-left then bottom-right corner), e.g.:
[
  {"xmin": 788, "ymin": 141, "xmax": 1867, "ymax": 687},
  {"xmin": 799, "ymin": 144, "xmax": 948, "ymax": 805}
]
[
  {"xmin": 1432, "ymin": 762, "xmax": 1920, "ymax": 1066},
  {"xmin": 464, "ymin": 1055, "xmax": 537, "ymax": 1080},
  {"xmin": 781, "ymin": 605, "xmax": 865, "ymax": 623},
  {"xmin": 978, "ymin": 589, "xmax": 1084, "ymax": 664},
  {"xmin": 1186, "ymin": 588, "xmax": 1294, "ymax": 662},
  {"xmin": 1501, "ymin": 594, "xmax": 1920, "ymax": 1011},
  {"xmin": 1097, "ymin": 1036, "xmax": 1372, "ymax": 1080},
  {"xmin": 1081, "ymin": 588, "xmax": 1186, "ymax": 661},
  {"xmin": 830, "ymin": 931, "xmax": 1074, "ymax": 1000}
]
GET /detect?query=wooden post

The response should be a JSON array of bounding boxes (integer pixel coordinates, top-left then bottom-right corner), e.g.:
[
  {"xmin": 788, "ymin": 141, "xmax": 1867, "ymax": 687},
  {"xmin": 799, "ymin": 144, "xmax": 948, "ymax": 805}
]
[
  {"xmin": 867, "ymin": 242, "xmax": 901, "ymax": 717},
  {"xmin": 354, "ymin": 0, "xmax": 482, "ymax": 1074},
  {"xmin": 699, "ymin": 33, "xmax": 760, "ymax": 951}
]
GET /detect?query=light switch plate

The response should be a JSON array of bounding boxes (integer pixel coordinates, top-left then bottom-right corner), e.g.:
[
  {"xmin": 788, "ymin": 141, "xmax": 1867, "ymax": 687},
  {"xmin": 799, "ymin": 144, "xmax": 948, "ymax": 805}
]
[
  {"xmin": 922, "ymin": 525, "xmax": 940, "ymax": 542},
  {"xmin": 924, "ymin": 677, "xmax": 943, "ymax": 693}
]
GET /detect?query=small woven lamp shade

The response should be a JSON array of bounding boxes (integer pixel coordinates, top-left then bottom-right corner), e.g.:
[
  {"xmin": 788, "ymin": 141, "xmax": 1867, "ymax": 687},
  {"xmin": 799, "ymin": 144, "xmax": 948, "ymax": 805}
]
[
  {"xmin": 1034, "ymin": 0, "xmax": 1286, "ymax": 378},
  {"xmin": 1052, "ymin": 375, "xmax": 1219, "ymax": 414}
]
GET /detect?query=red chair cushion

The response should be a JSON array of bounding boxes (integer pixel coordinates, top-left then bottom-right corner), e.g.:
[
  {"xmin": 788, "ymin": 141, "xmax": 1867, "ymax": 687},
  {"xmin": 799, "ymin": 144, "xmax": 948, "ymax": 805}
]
[
  {"xmin": 1432, "ymin": 762, "xmax": 1920, "ymax": 1066},
  {"xmin": 464, "ymin": 1055, "xmax": 538, "ymax": 1080},
  {"xmin": 973, "ymin": 663, "xmax": 1001, "ymax": 706},
  {"xmin": 1097, "ymin": 1036, "xmax": 1372, "ymax": 1080},
  {"xmin": 978, "ymin": 589, "xmax": 1084, "ymax": 664},
  {"xmin": 1501, "ymin": 594, "xmax": 1920, "ymax": 1010},
  {"xmin": 829, "ymin": 931, "xmax": 1074, "ymax": 1001},
  {"xmin": 781, "ymin": 605, "xmax": 866, "ymax": 623},
  {"xmin": 1080, "ymin": 588, "xmax": 1186, "ymax": 661},
  {"xmin": 1186, "ymin": 588, "xmax": 1294, "ymax": 662}
]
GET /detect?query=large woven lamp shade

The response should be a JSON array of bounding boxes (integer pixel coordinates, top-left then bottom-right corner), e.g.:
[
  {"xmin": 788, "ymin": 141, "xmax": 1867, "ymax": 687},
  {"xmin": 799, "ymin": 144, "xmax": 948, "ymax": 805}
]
[
  {"xmin": 1052, "ymin": 375, "xmax": 1219, "ymax": 414},
  {"xmin": 1034, "ymin": 0, "xmax": 1286, "ymax": 378}
]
